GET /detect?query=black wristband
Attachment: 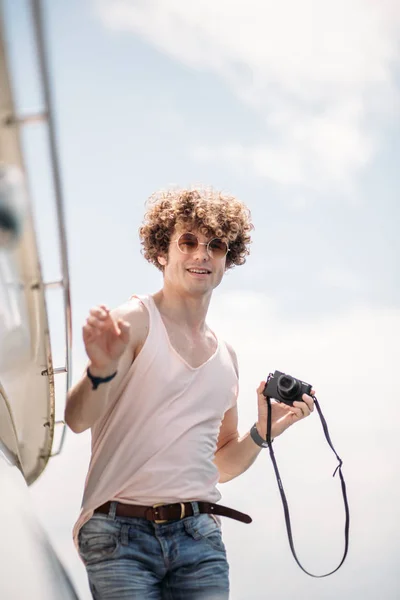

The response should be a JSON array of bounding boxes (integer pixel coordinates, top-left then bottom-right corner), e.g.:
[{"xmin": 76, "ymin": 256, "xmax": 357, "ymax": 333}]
[
  {"xmin": 250, "ymin": 423, "xmax": 273, "ymax": 448},
  {"xmin": 87, "ymin": 367, "xmax": 117, "ymax": 390}
]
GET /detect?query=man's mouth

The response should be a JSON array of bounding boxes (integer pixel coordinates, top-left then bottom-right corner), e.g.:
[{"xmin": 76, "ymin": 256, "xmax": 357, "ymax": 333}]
[{"xmin": 187, "ymin": 268, "xmax": 211, "ymax": 275}]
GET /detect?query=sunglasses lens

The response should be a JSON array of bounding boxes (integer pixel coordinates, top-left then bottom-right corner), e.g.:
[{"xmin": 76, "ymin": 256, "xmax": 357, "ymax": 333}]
[
  {"xmin": 208, "ymin": 238, "xmax": 228, "ymax": 258},
  {"xmin": 176, "ymin": 233, "xmax": 228, "ymax": 258},
  {"xmin": 177, "ymin": 233, "xmax": 198, "ymax": 253}
]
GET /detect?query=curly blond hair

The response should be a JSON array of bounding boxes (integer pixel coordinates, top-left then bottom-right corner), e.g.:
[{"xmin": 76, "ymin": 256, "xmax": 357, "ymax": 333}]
[{"xmin": 139, "ymin": 187, "xmax": 254, "ymax": 271}]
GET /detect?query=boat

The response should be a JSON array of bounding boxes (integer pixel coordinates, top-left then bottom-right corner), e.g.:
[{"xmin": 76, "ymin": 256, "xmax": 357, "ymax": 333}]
[{"xmin": 0, "ymin": 2, "xmax": 79, "ymax": 597}]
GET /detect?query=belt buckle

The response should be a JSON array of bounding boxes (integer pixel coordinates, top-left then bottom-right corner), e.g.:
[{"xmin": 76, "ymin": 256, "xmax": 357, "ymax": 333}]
[
  {"xmin": 152, "ymin": 503, "xmax": 186, "ymax": 524},
  {"xmin": 152, "ymin": 503, "xmax": 168, "ymax": 524}
]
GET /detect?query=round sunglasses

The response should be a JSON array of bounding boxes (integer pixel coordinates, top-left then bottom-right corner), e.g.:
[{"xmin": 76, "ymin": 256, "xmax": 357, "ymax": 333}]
[{"xmin": 172, "ymin": 232, "xmax": 229, "ymax": 259}]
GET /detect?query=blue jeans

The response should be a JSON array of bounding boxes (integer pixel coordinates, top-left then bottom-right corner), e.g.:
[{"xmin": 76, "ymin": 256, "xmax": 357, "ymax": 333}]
[{"xmin": 78, "ymin": 502, "xmax": 230, "ymax": 599}]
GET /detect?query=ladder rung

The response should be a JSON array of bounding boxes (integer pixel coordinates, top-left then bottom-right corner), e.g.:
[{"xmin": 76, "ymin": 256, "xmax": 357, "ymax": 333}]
[
  {"xmin": 44, "ymin": 279, "xmax": 63, "ymax": 289},
  {"xmin": 41, "ymin": 366, "xmax": 67, "ymax": 376},
  {"xmin": 5, "ymin": 111, "xmax": 48, "ymax": 126}
]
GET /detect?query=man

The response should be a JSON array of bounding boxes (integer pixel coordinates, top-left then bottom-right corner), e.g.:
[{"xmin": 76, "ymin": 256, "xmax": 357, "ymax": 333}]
[{"xmin": 65, "ymin": 188, "xmax": 314, "ymax": 599}]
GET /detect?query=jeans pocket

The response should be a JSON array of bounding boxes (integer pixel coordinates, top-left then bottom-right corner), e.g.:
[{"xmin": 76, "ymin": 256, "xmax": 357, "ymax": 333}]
[
  {"xmin": 78, "ymin": 531, "xmax": 119, "ymax": 565},
  {"xmin": 183, "ymin": 515, "xmax": 226, "ymax": 553}
]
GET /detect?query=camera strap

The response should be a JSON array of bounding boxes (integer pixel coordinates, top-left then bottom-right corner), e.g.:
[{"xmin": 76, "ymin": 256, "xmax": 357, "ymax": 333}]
[{"xmin": 265, "ymin": 392, "xmax": 350, "ymax": 577}]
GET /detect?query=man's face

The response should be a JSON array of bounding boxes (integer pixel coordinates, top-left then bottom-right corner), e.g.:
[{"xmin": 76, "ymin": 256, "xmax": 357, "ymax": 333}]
[{"xmin": 159, "ymin": 226, "xmax": 228, "ymax": 296}]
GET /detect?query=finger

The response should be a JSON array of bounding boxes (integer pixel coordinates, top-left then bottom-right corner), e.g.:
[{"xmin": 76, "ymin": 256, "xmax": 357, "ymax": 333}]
[
  {"xmin": 90, "ymin": 306, "xmax": 108, "ymax": 320},
  {"xmin": 117, "ymin": 319, "xmax": 131, "ymax": 344},
  {"xmin": 257, "ymin": 381, "xmax": 266, "ymax": 395},
  {"xmin": 274, "ymin": 402, "xmax": 292, "ymax": 417},
  {"xmin": 110, "ymin": 315, "xmax": 121, "ymax": 336},
  {"xmin": 82, "ymin": 323, "xmax": 100, "ymax": 342},
  {"xmin": 99, "ymin": 304, "xmax": 110, "ymax": 312},
  {"xmin": 87, "ymin": 315, "xmax": 107, "ymax": 329},
  {"xmin": 289, "ymin": 406, "xmax": 305, "ymax": 419},
  {"xmin": 301, "ymin": 393, "xmax": 314, "ymax": 412},
  {"xmin": 293, "ymin": 401, "xmax": 311, "ymax": 417},
  {"xmin": 83, "ymin": 323, "xmax": 97, "ymax": 335},
  {"xmin": 87, "ymin": 313, "xmax": 120, "ymax": 336}
]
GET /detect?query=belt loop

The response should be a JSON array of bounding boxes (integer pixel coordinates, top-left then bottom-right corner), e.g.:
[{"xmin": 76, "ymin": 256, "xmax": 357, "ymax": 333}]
[
  {"xmin": 121, "ymin": 523, "xmax": 129, "ymax": 546},
  {"xmin": 190, "ymin": 501, "xmax": 200, "ymax": 517},
  {"xmin": 108, "ymin": 501, "xmax": 118, "ymax": 520}
]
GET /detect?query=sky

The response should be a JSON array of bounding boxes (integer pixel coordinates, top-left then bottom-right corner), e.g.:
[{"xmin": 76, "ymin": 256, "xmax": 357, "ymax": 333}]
[{"xmin": 1, "ymin": 0, "xmax": 400, "ymax": 598}]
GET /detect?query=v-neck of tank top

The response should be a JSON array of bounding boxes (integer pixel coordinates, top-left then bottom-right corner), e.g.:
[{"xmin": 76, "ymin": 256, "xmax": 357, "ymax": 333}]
[{"xmin": 149, "ymin": 295, "xmax": 220, "ymax": 371}]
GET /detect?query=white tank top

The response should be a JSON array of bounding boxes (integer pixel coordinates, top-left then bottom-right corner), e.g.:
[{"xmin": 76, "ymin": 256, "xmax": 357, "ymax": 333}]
[{"xmin": 72, "ymin": 294, "xmax": 238, "ymax": 548}]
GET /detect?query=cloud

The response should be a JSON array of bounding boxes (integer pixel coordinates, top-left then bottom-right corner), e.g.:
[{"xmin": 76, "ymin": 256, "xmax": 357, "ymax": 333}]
[
  {"xmin": 208, "ymin": 291, "xmax": 400, "ymax": 597},
  {"xmin": 319, "ymin": 265, "xmax": 364, "ymax": 292},
  {"xmin": 95, "ymin": 0, "xmax": 400, "ymax": 193}
]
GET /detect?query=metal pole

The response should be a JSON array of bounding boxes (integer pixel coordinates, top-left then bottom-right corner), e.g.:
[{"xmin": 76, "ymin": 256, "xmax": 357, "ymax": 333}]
[{"xmin": 30, "ymin": 0, "xmax": 72, "ymax": 455}]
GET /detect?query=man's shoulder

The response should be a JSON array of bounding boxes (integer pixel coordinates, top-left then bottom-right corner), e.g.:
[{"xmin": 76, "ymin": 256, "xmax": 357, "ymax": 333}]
[{"xmin": 111, "ymin": 296, "xmax": 150, "ymax": 328}]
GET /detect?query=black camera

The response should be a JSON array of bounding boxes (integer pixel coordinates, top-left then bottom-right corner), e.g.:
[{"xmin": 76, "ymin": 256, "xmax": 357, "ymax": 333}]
[{"xmin": 263, "ymin": 370, "xmax": 312, "ymax": 406}]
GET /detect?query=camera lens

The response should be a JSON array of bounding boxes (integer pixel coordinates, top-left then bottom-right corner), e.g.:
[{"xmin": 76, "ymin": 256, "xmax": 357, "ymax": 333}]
[{"xmin": 277, "ymin": 374, "xmax": 300, "ymax": 400}]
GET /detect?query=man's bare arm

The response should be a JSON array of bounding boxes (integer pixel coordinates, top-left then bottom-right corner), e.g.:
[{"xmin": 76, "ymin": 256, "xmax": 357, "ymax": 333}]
[
  {"xmin": 214, "ymin": 346, "xmax": 314, "ymax": 482},
  {"xmin": 64, "ymin": 299, "xmax": 148, "ymax": 433},
  {"xmin": 214, "ymin": 404, "xmax": 262, "ymax": 483},
  {"xmin": 213, "ymin": 342, "xmax": 261, "ymax": 483}
]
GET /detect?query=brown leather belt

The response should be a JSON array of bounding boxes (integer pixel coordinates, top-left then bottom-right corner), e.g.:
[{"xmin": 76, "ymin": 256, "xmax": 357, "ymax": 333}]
[{"xmin": 94, "ymin": 501, "xmax": 252, "ymax": 524}]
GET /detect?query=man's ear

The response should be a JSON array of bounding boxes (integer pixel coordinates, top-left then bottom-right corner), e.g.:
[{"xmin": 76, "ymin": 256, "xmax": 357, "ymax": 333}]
[{"xmin": 157, "ymin": 255, "xmax": 167, "ymax": 266}]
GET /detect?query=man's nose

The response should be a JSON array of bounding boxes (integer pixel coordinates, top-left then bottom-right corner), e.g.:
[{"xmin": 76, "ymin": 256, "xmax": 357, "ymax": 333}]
[{"xmin": 193, "ymin": 242, "xmax": 210, "ymax": 260}]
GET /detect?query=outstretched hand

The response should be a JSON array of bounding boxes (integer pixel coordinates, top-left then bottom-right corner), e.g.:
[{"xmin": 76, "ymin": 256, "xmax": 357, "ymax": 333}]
[
  {"xmin": 256, "ymin": 380, "xmax": 315, "ymax": 440},
  {"xmin": 83, "ymin": 305, "xmax": 131, "ymax": 375}
]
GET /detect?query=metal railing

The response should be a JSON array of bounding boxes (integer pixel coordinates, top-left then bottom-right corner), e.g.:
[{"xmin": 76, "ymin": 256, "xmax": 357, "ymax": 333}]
[
  {"xmin": 1, "ymin": 0, "xmax": 73, "ymax": 460},
  {"xmin": 29, "ymin": 0, "xmax": 72, "ymax": 456}
]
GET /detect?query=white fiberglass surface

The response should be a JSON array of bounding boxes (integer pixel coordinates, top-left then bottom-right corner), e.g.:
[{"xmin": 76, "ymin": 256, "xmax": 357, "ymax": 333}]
[{"xmin": 0, "ymin": 455, "xmax": 79, "ymax": 599}]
